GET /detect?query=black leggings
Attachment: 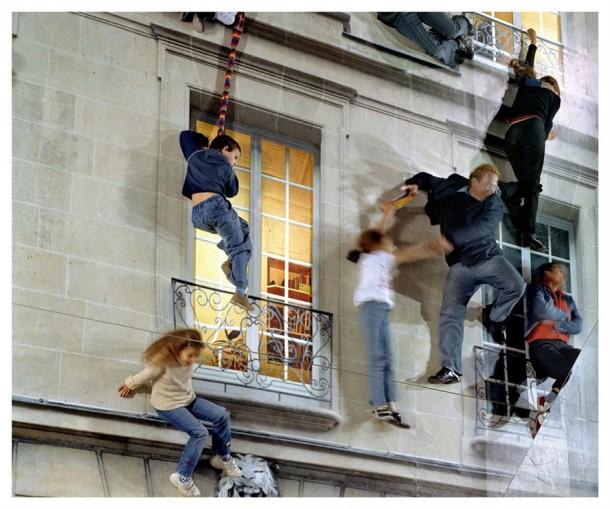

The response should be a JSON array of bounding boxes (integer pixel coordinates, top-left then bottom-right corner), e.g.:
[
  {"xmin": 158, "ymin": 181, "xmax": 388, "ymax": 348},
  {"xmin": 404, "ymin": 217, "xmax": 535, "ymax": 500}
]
[
  {"xmin": 529, "ymin": 339, "xmax": 581, "ymax": 391},
  {"xmin": 505, "ymin": 118, "xmax": 546, "ymax": 235}
]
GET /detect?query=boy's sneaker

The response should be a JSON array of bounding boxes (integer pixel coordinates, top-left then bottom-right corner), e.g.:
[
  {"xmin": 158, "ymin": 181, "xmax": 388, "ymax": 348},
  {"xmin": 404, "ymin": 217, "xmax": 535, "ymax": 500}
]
[
  {"xmin": 169, "ymin": 473, "xmax": 201, "ymax": 497},
  {"xmin": 230, "ymin": 293, "xmax": 255, "ymax": 312},
  {"xmin": 221, "ymin": 260, "xmax": 232, "ymax": 280},
  {"xmin": 528, "ymin": 396, "xmax": 549, "ymax": 437},
  {"xmin": 210, "ymin": 454, "xmax": 243, "ymax": 477},
  {"xmin": 455, "ymin": 36, "xmax": 474, "ymax": 59},
  {"xmin": 428, "ymin": 367, "xmax": 460, "ymax": 384}
]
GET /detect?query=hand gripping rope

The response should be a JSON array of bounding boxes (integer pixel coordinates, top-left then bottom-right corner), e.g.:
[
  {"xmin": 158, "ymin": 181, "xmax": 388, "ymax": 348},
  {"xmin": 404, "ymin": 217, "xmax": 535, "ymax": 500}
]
[{"xmin": 216, "ymin": 12, "xmax": 246, "ymax": 136}]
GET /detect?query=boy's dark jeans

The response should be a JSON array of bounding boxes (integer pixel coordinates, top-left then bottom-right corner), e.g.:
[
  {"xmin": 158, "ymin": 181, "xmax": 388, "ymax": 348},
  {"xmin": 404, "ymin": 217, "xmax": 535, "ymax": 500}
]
[{"xmin": 192, "ymin": 195, "xmax": 251, "ymax": 294}]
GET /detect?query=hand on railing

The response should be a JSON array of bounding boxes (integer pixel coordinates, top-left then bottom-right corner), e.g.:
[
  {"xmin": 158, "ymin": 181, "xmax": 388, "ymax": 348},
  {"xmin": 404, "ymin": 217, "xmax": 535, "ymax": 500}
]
[{"xmin": 527, "ymin": 28, "xmax": 537, "ymax": 46}]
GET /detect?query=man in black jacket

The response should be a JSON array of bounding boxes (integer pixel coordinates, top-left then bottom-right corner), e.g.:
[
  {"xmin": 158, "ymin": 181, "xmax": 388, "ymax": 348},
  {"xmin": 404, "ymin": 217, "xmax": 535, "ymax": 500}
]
[{"xmin": 401, "ymin": 164, "xmax": 526, "ymax": 383}]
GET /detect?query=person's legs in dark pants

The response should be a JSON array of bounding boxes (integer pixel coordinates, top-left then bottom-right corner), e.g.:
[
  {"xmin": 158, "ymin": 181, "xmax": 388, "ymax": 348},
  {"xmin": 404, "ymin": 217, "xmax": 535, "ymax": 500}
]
[
  {"xmin": 505, "ymin": 119, "xmax": 547, "ymax": 244},
  {"xmin": 391, "ymin": 12, "xmax": 460, "ymax": 67}
]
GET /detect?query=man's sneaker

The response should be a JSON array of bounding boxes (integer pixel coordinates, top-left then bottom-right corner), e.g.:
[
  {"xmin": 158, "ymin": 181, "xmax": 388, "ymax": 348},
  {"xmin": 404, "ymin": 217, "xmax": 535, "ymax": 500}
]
[
  {"xmin": 230, "ymin": 293, "xmax": 254, "ymax": 312},
  {"xmin": 428, "ymin": 367, "xmax": 460, "ymax": 384},
  {"xmin": 169, "ymin": 473, "xmax": 201, "ymax": 497},
  {"xmin": 210, "ymin": 454, "xmax": 243, "ymax": 477},
  {"xmin": 221, "ymin": 260, "xmax": 232, "ymax": 280},
  {"xmin": 455, "ymin": 36, "xmax": 474, "ymax": 59}
]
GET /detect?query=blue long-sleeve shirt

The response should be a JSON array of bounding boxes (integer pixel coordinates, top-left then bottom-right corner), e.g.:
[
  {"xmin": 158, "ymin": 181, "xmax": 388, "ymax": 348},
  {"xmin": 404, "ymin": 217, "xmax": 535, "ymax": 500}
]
[
  {"xmin": 180, "ymin": 130, "xmax": 239, "ymax": 200},
  {"xmin": 404, "ymin": 171, "xmax": 505, "ymax": 266},
  {"xmin": 525, "ymin": 284, "xmax": 583, "ymax": 339}
]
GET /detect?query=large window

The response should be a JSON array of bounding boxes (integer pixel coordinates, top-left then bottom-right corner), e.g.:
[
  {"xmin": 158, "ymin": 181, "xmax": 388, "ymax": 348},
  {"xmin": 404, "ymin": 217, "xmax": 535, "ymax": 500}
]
[
  {"xmin": 477, "ymin": 213, "xmax": 576, "ymax": 426},
  {"xmin": 189, "ymin": 119, "xmax": 318, "ymax": 386}
]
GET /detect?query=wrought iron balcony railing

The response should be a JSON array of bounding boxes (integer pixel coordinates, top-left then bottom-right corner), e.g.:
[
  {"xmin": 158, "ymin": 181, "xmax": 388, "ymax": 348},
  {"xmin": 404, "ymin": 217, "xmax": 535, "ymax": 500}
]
[
  {"xmin": 467, "ymin": 12, "xmax": 564, "ymax": 83},
  {"xmin": 172, "ymin": 278, "xmax": 333, "ymax": 402}
]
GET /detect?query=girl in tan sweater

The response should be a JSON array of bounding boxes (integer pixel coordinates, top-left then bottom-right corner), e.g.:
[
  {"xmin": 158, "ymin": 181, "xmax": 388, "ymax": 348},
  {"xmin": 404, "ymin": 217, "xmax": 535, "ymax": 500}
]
[{"xmin": 119, "ymin": 328, "xmax": 241, "ymax": 497}]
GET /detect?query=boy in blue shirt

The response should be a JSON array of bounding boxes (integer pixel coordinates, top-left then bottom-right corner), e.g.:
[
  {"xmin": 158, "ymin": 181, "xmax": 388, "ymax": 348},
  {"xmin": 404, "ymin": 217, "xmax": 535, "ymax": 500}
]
[{"xmin": 180, "ymin": 130, "xmax": 253, "ymax": 311}]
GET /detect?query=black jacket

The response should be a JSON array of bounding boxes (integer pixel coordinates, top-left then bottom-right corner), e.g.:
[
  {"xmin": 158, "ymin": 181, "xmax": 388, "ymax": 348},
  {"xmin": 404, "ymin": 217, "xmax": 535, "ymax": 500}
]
[{"xmin": 404, "ymin": 172, "xmax": 506, "ymax": 266}]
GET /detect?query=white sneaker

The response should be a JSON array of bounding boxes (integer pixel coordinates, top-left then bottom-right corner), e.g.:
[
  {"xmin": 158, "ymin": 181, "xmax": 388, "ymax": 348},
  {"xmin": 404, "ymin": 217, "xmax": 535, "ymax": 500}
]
[
  {"xmin": 210, "ymin": 454, "xmax": 243, "ymax": 477},
  {"xmin": 169, "ymin": 473, "xmax": 201, "ymax": 497}
]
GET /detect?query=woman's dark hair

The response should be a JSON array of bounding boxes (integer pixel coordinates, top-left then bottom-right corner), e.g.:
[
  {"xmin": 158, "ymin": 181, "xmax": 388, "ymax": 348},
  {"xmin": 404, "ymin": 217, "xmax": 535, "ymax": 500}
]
[
  {"xmin": 347, "ymin": 229, "xmax": 386, "ymax": 263},
  {"xmin": 509, "ymin": 58, "xmax": 537, "ymax": 79},
  {"xmin": 210, "ymin": 134, "xmax": 241, "ymax": 153}
]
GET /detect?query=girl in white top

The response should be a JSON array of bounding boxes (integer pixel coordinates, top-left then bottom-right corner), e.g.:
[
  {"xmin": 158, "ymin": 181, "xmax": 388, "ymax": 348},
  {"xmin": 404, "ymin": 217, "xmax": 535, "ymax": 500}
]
[
  {"xmin": 119, "ymin": 328, "xmax": 242, "ymax": 497},
  {"xmin": 349, "ymin": 202, "xmax": 452, "ymax": 427}
]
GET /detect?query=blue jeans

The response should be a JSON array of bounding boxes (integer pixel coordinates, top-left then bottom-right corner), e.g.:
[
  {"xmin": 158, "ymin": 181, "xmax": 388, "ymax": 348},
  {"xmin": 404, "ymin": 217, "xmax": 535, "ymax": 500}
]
[
  {"xmin": 439, "ymin": 256, "xmax": 525, "ymax": 374},
  {"xmin": 389, "ymin": 12, "xmax": 469, "ymax": 67},
  {"xmin": 358, "ymin": 301, "xmax": 397, "ymax": 407},
  {"xmin": 192, "ymin": 195, "xmax": 251, "ymax": 294},
  {"xmin": 156, "ymin": 397, "xmax": 232, "ymax": 479}
]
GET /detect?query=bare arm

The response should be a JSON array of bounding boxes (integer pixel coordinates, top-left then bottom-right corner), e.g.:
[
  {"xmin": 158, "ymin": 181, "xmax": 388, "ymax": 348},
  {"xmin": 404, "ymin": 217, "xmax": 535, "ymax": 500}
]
[
  {"xmin": 376, "ymin": 201, "xmax": 396, "ymax": 234},
  {"xmin": 394, "ymin": 235, "xmax": 453, "ymax": 265}
]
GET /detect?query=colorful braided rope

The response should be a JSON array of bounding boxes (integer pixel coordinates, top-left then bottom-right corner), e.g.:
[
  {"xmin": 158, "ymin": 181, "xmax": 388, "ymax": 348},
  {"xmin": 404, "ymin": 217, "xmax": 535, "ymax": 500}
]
[{"xmin": 217, "ymin": 12, "xmax": 246, "ymax": 136}]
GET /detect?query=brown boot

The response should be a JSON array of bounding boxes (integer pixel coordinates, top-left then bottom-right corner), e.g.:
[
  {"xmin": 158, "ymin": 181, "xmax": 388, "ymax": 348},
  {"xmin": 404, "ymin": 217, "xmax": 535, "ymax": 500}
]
[
  {"xmin": 230, "ymin": 293, "xmax": 254, "ymax": 312},
  {"xmin": 221, "ymin": 260, "xmax": 232, "ymax": 281}
]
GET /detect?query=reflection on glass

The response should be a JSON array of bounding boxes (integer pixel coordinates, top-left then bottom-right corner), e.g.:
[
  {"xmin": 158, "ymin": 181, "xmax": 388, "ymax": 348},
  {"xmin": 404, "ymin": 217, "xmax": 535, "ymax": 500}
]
[
  {"xmin": 502, "ymin": 214, "xmax": 519, "ymax": 246},
  {"xmin": 533, "ymin": 223, "xmax": 550, "ymax": 253},
  {"xmin": 289, "ymin": 224, "xmax": 312, "ymax": 263},
  {"xmin": 262, "ymin": 216, "xmax": 285, "ymax": 256},
  {"xmin": 262, "ymin": 139, "xmax": 286, "ymax": 178},
  {"xmin": 262, "ymin": 177, "xmax": 286, "ymax": 217},
  {"xmin": 289, "ymin": 147, "xmax": 313, "ymax": 186},
  {"xmin": 550, "ymin": 226, "xmax": 570, "ymax": 259},
  {"xmin": 289, "ymin": 185, "xmax": 313, "ymax": 224}
]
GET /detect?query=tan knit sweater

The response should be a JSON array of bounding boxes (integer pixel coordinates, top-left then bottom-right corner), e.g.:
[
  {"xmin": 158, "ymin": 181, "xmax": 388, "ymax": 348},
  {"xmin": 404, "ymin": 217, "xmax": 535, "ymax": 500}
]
[{"xmin": 124, "ymin": 364, "xmax": 196, "ymax": 411}]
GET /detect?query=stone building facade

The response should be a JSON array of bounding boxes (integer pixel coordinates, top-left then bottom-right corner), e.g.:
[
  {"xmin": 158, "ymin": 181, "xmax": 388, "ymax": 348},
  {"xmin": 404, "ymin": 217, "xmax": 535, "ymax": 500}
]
[{"xmin": 12, "ymin": 11, "xmax": 598, "ymax": 496}]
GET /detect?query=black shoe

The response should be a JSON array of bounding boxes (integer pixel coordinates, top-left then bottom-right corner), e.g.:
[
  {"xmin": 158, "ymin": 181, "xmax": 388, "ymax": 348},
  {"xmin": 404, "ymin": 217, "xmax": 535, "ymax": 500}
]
[
  {"xmin": 481, "ymin": 305, "xmax": 506, "ymax": 343},
  {"xmin": 522, "ymin": 233, "xmax": 546, "ymax": 251},
  {"xmin": 455, "ymin": 36, "xmax": 474, "ymax": 59},
  {"xmin": 428, "ymin": 367, "xmax": 460, "ymax": 384}
]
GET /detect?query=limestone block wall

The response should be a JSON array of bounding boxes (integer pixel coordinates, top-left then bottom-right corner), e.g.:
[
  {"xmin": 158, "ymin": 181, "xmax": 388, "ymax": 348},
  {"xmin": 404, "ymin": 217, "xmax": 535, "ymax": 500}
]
[{"xmin": 12, "ymin": 11, "xmax": 598, "ymax": 495}]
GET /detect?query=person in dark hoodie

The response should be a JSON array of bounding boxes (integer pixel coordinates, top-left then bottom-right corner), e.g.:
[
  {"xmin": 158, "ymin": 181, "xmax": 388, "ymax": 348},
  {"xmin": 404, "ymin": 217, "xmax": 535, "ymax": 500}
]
[
  {"xmin": 399, "ymin": 164, "xmax": 526, "ymax": 384},
  {"xmin": 180, "ymin": 130, "xmax": 253, "ymax": 311},
  {"xmin": 497, "ymin": 28, "xmax": 561, "ymax": 250}
]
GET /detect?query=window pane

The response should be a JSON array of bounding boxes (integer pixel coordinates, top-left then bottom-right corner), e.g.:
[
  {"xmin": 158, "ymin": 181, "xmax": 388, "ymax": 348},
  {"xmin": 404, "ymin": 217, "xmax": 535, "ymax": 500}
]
[
  {"xmin": 194, "ymin": 240, "xmax": 224, "ymax": 285},
  {"xmin": 563, "ymin": 264, "xmax": 572, "ymax": 293},
  {"xmin": 289, "ymin": 224, "xmax": 312, "ymax": 263},
  {"xmin": 195, "ymin": 119, "xmax": 216, "ymax": 140},
  {"xmin": 289, "ymin": 185, "xmax": 313, "ymax": 224},
  {"xmin": 550, "ymin": 226, "xmax": 570, "ymax": 259},
  {"xmin": 533, "ymin": 223, "xmax": 550, "ymax": 254},
  {"xmin": 287, "ymin": 340, "xmax": 312, "ymax": 384},
  {"xmin": 289, "ymin": 148, "xmax": 313, "ymax": 186},
  {"xmin": 501, "ymin": 214, "xmax": 519, "ymax": 246},
  {"xmin": 227, "ymin": 169, "xmax": 250, "ymax": 209},
  {"xmin": 542, "ymin": 12, "xmax": 561, "ymax": 42},
  {"xmin": 287, "ymin": 263, "xmax": 312, "ymax": 303},
  {"xmin": 531, "ymin": 253, "xmax": 550, "ymax": 280},
  {"xmin": 494, "ymin": 12, "xmax": 514, "ymax": 24},
  {"xmin": 263, "ymin": 256, "xmax": 286, "ymax": 299},
  {"xmin": 261, "ymin": 177, "xmax": 286, "ymax": 217},
  {"xmin": 521, "ymin": 12, "xmax": 541, "ymax": 31},
  {"xmin": 262, "ymin": 140, "xmax": 286, "ymax": 179},
  {"xmin": 262, "ymin": 216, "xmax": 285, "ymax": 257}
]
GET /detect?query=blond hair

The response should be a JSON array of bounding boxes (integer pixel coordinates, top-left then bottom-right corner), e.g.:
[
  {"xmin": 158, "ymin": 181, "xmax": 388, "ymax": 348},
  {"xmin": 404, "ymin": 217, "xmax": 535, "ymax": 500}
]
[
  {"xmin": 143, "ymin": 328, "xmax": 203, "ymax": 366},
  {"xmin": 469, "ymin": 163, "xmax": 501, "ymax": 182}
]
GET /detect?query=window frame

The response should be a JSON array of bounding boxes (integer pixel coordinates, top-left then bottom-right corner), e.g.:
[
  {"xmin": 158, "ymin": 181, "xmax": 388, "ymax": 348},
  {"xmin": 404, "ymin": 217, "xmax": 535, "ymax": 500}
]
[{"xmin": 183, "ymin": 111, "xmax": 324, "ymax": 397}]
